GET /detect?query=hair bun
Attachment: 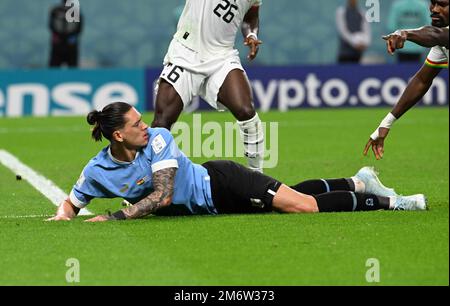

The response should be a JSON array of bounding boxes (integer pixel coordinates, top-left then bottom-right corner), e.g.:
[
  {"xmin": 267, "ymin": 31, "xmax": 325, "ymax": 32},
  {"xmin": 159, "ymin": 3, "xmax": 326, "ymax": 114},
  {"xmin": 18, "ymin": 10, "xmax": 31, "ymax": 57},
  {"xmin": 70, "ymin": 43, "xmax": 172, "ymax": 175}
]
[{"xmin": 87, "ymin": 110, "xmax": 101, "ymax": 125}]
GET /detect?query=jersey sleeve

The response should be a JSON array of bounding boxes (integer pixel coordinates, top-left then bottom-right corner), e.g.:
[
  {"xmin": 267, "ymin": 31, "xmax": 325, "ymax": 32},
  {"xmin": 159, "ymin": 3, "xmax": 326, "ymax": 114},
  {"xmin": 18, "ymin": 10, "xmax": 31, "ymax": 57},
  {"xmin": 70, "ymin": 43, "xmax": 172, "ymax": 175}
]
[
  {"xmin": 425, "ymin": 46, "xmax": 448, "ymax": 68},
  {"xmin": 69, "ymin": 166, "xmax": 98, "ymax": 208},
  {"xmin": 144, "ymin": 128, "xmax": 180, "ymax": 173}
]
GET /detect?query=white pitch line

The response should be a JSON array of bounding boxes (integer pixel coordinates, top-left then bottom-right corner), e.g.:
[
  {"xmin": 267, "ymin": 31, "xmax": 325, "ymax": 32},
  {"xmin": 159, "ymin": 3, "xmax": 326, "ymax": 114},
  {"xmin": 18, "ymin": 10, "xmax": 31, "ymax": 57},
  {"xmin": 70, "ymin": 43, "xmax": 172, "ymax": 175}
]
[
  {"xmin": 0, "ymin": 149, "xmax": 92, "ymax": 216},
  {"xmin": 0, "ymin": 214, "xmax": 53, "ymax": 219}
]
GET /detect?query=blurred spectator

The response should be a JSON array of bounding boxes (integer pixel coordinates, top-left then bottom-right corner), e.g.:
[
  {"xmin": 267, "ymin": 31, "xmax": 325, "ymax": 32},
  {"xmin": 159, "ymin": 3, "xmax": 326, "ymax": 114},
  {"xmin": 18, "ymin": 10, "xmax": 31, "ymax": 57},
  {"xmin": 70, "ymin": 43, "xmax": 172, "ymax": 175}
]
[
  {"xmin": 336, "ymin": 0, "xmax": 372, "ymax": 63},
  {"xmin": 387, "ymin": 0, "xmax": 430, "ymax": 62},
  {"xmin": 49, "ymin": 0, "xmax": 83, "ymax": 67}
]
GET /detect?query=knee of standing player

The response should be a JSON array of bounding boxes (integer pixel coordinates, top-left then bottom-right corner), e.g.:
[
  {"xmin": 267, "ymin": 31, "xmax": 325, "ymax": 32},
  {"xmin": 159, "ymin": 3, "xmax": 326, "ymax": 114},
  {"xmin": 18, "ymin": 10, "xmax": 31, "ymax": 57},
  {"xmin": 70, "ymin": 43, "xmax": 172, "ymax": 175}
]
[
  {"xmin": 151, "ymin": 115, "xmax": 173, "ymax": 130},
  {"xmin": 235, "ymin": 104, "xmax": 257, "ymax": 122}
]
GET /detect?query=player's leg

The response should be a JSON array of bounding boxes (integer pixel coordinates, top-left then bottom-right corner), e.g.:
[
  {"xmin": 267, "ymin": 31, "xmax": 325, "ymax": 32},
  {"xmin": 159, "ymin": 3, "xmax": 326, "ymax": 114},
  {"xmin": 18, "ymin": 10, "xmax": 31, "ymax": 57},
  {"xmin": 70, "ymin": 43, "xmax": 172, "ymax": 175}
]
[
  {"xmin": 151, "ymin": 79, "xmax": 184, "ymax": 129},
  {"xmin": 203, "ymin": 160, "xmax": 397, "ymax": 214},
  {"xmin": 256, "ymin": 184, "xmax": 425, "ymax": 213},
  {"xmin": 217, "ymin": 69, "xmax": 255, "ymax": 121},
  {"xmin": 273, "ymin": 186, "xmax": 395, "ymax": 213},
  {"xmin": 290, "ymin": 178, "xmax": 357, "ymax": 195},
  {"xmin": 203, "ymin": 160, "xmax": 426, "ymax": 214},
  {"xmin": 202, "ymin": 159, "xmax": 318, "ymax": 214},
  {"xmin": 279, "ymin": 167, "xmax": 425, "ymax": 212},
  {"xmin": 152, "ymin": 61, "xmax": 197, "ymax": 129},
  {"xmin": 290, "ymin": 167, "xmax": 397, "ymax": 198},
  {"xmin": 202, "ymin": 160, "xmax": 278, "ymax": 214},
  {"xmin": 216, "ymin": 69, "xmax": 264, "ymax": 173}
]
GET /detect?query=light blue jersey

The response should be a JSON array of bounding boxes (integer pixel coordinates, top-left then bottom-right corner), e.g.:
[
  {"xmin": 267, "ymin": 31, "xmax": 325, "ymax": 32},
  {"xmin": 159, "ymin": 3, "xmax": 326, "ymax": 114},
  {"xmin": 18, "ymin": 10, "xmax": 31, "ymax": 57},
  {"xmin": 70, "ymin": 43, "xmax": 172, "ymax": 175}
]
[{"xmin": 70, "ymin": 128, "xmax": 217, "ymax": 215}]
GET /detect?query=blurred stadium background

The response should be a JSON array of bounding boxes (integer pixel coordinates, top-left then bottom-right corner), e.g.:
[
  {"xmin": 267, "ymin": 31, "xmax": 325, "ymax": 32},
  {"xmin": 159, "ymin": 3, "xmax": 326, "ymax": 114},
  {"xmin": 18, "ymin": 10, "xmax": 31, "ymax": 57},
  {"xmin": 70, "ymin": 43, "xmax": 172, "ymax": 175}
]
[
  {"xmin": 0, "ymin": 0, "xmax": 405, "ymax": 68},
  {"xmin": 0, "ymin": 0, "xmax": 448, "ymax": 116}
]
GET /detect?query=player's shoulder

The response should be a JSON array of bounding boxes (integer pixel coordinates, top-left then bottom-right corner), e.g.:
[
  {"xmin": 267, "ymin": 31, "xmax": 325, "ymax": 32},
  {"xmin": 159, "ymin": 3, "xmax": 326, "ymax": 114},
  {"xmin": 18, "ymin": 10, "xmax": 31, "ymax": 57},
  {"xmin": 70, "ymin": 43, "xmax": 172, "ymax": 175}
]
[
  {"xmin": 82, "ymin": 147, "xmax": 111, "ymax": 174},
  {"xmin": 149, "ymin": 127, "xmax": 173, "ymax": 142},
  {"xmin": 143, "ymin": 127, "xmax": 174, "ymax": 156}
]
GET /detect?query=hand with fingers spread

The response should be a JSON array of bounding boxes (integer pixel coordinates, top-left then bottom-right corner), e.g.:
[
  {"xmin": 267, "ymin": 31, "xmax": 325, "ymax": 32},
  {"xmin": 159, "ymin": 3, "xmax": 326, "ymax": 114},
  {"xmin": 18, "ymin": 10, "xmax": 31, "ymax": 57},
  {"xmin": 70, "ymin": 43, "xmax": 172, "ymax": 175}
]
[
  {"xmin": 383, "ymin": 30, "xmax": 408, "ymax": 55},
  {"xmin": 363, "ymin": 127, "xmax": 390, "ymax": 160},
  {"xmin": 244, "ymin": 34, "xmax": 262, "ymax": 61}
]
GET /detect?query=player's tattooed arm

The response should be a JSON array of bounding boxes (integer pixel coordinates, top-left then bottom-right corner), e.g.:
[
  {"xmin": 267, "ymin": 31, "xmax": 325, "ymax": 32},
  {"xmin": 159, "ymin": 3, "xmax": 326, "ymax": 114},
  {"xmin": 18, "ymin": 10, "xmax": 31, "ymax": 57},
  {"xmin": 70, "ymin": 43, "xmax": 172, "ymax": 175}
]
[
  {"xmin": 82, "ymin": 167, "xmax": 176, "ymax": 223},
  {"xmin": 120, "ymin": 168, "xmax": 176, "ymax": 219},
  {"xmin": 85, "ymin": 168, "xmax": 177, "ymax": 222}
]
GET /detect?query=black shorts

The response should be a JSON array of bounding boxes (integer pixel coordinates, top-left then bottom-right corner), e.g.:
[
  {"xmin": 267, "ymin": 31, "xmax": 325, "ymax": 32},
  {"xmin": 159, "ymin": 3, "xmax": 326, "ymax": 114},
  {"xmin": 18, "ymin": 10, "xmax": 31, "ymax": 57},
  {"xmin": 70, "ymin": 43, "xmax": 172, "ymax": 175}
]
[{"xmin": 202, "ymin": 160, "xmax": 282, "ymax": 214}]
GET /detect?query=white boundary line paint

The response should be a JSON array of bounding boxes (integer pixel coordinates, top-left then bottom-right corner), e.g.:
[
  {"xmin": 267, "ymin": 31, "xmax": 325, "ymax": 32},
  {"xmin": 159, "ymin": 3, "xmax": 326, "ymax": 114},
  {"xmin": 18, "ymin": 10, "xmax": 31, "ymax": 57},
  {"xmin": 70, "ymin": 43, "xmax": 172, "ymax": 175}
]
[
  {"xmin": 0, "ymin": 214, "xmax": 54, "ymax": 219},
  {"xmin": 0, "ymin": 149, "xmax": 92, "ymax": 216}
]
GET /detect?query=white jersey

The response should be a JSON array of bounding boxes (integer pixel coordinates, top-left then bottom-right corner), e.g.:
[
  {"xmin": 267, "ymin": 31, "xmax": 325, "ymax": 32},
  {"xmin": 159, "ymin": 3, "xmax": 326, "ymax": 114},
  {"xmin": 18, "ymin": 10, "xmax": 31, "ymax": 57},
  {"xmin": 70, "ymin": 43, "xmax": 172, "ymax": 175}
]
[
  {"xmin": 425, "ymin": 26, "xmax": 449, "ymax": 69},
  {"xmin": 173, "ymin": 0, "xmax": 262, "ymax": 60}
]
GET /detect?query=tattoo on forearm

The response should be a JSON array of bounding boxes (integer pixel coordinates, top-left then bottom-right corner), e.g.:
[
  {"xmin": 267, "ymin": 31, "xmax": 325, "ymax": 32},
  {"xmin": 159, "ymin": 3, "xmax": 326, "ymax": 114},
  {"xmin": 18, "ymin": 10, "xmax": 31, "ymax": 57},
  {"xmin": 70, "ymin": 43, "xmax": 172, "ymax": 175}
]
[{"xmin": 122, "ymin": 168, "xmax": 176, "ymax": 219}]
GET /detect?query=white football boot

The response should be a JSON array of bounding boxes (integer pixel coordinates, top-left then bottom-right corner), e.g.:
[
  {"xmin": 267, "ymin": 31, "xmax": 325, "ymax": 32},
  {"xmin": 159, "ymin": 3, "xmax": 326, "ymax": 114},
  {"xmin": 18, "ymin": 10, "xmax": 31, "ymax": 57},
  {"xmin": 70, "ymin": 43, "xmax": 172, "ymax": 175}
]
[
  {"xmin": 354, "ymin": 167, "xmax": 397, "ymax": 197},
  {"xmin": 392, "ymin": 194, "xmax": 428, "ymax": 211}
]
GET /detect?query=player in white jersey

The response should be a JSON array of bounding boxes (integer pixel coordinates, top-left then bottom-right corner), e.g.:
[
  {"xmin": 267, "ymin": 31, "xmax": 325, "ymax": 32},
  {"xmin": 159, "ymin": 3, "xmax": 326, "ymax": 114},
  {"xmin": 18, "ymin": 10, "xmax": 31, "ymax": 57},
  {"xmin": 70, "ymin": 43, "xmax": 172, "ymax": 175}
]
[
  {"xmin": 152, "ymin": 0, "xmax": 265, "ymax": 173},
  {"xmin": 364, "ymin": 0, "xmax": 448, "ymax": 160}
]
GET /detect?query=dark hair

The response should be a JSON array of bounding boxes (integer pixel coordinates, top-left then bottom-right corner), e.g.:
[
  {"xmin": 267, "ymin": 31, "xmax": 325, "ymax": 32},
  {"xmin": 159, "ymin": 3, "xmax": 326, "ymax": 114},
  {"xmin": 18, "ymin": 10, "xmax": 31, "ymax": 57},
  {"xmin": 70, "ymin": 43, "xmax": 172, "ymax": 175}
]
[{"xmin": 86, "ymin": 102, "xmax": 133, "ymax": 142}]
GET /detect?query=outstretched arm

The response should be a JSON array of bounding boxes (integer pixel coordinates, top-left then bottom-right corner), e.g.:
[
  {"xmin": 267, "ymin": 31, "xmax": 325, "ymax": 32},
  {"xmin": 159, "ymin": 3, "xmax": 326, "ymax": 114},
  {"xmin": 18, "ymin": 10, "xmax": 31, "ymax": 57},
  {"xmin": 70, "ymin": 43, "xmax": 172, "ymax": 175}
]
[
  {"xmin": 390, "ymin": 64, "xmax": 442, "ymax": 118},
  {"xmin": 85, "ymin": 168, "xmax": 176, "ymax": 222},
  {"xmin": 363, "ymin": 64, "xmax": 442, "ymax": 159},
  {"xmin": 242, "ymin": 6, "xmax": 262, "ymax": 61},
  {"xmin": 383, "ymin": 26, "xmax": 449, "ymax": 54},
  {"xmin": 406, "ymin": 26, "xmax": 449, "ymax": 48}
]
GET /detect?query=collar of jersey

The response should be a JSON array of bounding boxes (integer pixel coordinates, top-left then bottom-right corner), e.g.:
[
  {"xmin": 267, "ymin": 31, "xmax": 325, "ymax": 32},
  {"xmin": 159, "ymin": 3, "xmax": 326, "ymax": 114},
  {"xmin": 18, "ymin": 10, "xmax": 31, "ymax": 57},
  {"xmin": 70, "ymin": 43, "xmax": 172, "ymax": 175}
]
[{"xmin": 107, "ymin": 146, "xmax": 140, "ymax": 165}]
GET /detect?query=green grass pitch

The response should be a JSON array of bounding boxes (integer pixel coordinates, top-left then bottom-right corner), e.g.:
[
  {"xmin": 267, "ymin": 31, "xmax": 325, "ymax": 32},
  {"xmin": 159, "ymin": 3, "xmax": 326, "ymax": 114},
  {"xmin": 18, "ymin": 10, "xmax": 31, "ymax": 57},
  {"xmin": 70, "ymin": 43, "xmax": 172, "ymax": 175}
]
[{"xmin": 0, "ymin": 107, "xmax": 448, "ymax": 285}]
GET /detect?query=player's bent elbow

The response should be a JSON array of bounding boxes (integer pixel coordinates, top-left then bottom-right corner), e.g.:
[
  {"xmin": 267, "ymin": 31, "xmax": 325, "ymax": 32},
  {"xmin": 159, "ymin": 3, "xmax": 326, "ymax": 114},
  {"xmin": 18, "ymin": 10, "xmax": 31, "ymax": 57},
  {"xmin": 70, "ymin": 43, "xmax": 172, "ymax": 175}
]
[{"xmin": 161, "ymin": 196, "xmax": 173, "ymax": 208}]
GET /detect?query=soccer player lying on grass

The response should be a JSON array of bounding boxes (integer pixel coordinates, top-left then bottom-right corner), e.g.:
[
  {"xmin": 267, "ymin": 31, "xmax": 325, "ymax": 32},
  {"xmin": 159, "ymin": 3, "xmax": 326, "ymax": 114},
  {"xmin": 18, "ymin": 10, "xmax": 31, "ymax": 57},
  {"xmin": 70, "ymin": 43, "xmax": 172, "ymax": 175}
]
[
  {"xmin": 364, "ymin": 0, "xmax": 448, "ymax": 160},
  {"xmin": 47, "ymin": 102, "xmax": 426, "ymax": 222}
]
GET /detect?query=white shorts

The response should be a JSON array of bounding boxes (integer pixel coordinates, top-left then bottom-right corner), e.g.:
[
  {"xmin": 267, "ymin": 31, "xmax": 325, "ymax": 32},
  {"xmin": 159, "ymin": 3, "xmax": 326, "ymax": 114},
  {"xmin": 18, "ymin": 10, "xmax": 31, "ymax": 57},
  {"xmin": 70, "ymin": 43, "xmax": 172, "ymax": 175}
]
[{"xmin": 157, "ymin": 39, "xmax": 245, "ymax": 110}]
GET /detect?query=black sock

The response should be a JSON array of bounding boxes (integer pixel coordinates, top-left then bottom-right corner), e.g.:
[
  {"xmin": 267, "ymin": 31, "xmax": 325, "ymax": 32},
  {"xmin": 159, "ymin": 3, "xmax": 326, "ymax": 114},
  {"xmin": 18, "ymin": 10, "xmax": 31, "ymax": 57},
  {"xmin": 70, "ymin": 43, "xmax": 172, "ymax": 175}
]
[
  {"xmin": 290, "ymin": 178, "xmax": 354, "ymax": 195},
  {"xmin": 314, "ymin": 191, "xmax": 391, "ymax": 212}
]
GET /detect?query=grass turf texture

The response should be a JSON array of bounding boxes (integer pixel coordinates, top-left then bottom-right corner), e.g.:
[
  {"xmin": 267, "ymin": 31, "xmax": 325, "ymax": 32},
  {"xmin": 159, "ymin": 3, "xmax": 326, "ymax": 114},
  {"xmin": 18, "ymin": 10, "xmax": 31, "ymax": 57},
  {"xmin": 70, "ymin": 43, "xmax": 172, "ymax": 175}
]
[{"xmin": 0, "ymin": 107, "xmax": 448, "ymax": 285}]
